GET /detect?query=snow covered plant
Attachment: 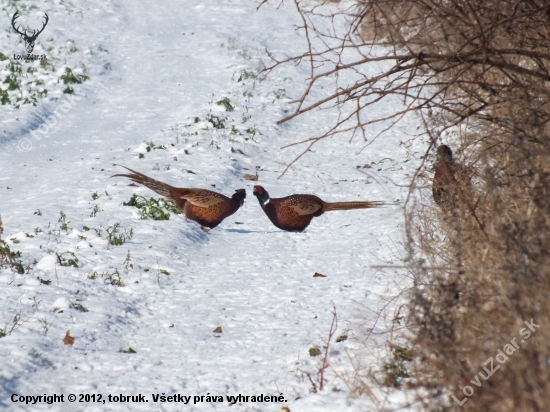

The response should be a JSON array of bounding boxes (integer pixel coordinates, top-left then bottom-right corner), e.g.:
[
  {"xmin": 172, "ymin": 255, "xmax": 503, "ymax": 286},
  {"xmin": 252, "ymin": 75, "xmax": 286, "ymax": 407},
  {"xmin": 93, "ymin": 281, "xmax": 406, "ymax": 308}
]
[
  {"xmin": 104, "ymin": 223, "xmax": 133, "ymax": 247},
  {"xmin": 89, "ymin": 269, "xmax": 124, "ymax": 287},
  {"xmin": 123, "ymin": 194, "xmax": 181, "ymax": 221},
  {"xmin": 0, "ymin": 216, "xmax": 24, "ymax": 274}
]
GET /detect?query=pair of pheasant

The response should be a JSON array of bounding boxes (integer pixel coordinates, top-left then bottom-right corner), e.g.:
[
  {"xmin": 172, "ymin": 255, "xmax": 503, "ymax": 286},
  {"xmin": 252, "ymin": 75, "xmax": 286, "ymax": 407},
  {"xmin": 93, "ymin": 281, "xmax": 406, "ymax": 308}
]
[{"xmin": 111, "ymin": 166, "xmax": 392, "ymax": 232}]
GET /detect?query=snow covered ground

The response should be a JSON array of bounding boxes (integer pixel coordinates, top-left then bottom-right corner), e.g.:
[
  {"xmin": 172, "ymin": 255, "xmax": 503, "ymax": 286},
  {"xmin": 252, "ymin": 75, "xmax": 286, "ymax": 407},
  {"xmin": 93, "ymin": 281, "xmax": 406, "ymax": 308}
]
[{"xmin": 0, "ymin": 1, "xmax": 423, "ymax": 411}]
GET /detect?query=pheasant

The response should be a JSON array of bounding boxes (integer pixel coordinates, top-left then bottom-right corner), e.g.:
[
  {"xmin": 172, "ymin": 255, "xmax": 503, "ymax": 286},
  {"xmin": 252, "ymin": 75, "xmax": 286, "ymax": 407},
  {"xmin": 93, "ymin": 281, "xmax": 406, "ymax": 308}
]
[
  {"xmin": 252, "ymin": 185, "xmax": 393, "ymax": 232},
  {"xmin": 432, "ymin": 145, "xmax": 471, "ymax": 209},
  {"xmin": 111, "ymin": 165, "xmax": 246, "ymax": 231}
]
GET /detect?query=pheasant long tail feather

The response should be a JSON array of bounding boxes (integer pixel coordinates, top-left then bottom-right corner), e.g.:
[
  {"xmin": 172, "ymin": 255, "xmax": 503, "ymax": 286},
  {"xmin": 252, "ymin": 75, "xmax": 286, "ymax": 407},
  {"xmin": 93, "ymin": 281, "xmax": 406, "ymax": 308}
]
[
  {"xmin": 323, "ymin": 201, "xmax": 392, "ymax": 211},
  {"xmin": 111, "ymin": 165, "xmax": 176, "ymax": 201}
]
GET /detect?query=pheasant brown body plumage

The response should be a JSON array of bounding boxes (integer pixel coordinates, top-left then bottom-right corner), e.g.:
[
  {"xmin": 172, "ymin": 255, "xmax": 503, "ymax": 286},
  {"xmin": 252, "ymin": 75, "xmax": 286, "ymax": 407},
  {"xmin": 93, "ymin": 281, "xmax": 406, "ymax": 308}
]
[
  {"xmin": 252, "ymin": 185, "xmax": 393, "ymax": 232},
  {"xmin": 432, "ymin": 145, "xmax": 471, "ymax": 209},
  {"xmin": 112, "ymin": 165, "xmax": 246, "ymax": 230}
]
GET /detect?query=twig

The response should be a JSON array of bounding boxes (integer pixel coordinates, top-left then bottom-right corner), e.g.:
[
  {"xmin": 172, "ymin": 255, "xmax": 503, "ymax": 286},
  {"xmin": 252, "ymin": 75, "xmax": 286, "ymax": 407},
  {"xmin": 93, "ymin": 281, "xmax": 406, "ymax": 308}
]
[{"xmin": 319, "ymin": 305, "xmax": 338, "ymax": 391}]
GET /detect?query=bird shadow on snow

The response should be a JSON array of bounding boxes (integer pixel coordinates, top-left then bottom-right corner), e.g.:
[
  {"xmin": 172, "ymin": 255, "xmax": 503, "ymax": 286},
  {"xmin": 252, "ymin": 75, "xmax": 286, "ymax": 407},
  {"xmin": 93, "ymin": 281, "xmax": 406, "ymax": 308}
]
[
  {"xmin": 223, "ymin": 228, "xmax": 263, "ymax": 234},
  {"xmin": 223, "ymin": 228, "xmax": 292, "ymax": 234},
  {"xmin": 179, "ymin": 225, "xmax": 211, "ymax": 243}
]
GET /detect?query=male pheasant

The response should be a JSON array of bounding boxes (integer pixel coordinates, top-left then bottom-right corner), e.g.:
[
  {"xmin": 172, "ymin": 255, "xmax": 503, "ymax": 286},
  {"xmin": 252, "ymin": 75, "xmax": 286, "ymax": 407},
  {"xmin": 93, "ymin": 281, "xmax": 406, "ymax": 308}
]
[
  {"xmin": 252, "ymin": 185, "xmax": 393, "ymax": 232},
  {"xmin": 432, "ymin": 145, "xmax": 471, "ymax": 209},
  {"xmin": 112, "ymin": 165, "xmax": 246, "ymax": 231}
]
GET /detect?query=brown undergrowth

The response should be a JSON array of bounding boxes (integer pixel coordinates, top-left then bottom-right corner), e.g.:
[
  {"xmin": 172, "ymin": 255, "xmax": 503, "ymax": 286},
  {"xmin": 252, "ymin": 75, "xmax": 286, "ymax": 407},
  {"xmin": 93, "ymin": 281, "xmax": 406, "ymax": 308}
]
[
  {"xmin": 407, "ymin": 139, "xmax": 550, "ymax": 411},
  {"xmin": 370, "ymin": 1, "xmax": 550, "ymax": 410}
]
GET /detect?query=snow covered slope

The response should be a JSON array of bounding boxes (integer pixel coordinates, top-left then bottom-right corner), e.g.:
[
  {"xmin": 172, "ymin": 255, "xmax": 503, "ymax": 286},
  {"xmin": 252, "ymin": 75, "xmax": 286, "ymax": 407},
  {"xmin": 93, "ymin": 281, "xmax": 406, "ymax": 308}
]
[{"xmin": 0, "ymin": 1, "xmax": 421, "ymax": 411}]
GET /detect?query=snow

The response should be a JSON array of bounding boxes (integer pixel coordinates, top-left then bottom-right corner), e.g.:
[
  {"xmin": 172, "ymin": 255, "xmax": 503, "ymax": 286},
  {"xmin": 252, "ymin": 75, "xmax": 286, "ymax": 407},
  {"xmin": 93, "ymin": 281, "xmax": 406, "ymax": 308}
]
[{"xmin": 0, "ymin": 1, "xmax": 424, "ymax": 411}]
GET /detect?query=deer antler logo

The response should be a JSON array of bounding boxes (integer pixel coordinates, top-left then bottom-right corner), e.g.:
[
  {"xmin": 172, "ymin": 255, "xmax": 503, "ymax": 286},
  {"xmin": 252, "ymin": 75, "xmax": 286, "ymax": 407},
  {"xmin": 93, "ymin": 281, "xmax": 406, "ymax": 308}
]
[{"xmin": 11, "ymin": 11, "xmax": 49, "ymax": 54}]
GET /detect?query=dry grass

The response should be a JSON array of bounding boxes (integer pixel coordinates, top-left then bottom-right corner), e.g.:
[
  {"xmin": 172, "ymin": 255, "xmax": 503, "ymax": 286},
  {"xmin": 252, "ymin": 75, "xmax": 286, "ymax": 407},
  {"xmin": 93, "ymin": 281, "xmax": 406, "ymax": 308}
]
[{"xmin": 387, "ymin": 1, "xmax": 550, "ymax": 410}]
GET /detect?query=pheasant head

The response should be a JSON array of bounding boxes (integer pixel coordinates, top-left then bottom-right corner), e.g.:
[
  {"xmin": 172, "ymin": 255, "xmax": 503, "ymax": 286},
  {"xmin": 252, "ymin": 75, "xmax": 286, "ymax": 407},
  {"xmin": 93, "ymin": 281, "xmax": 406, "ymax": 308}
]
[
  {"xmin": 437, "ymin": 144, "xmax": 453, "ymax": 163},
  {"xmin": 232, "ymin": 188, "xmax": 247, "ymax": 206},
  {"xmin": 252, "ymin": 185, "xmax": 270, "ymax": 206}
]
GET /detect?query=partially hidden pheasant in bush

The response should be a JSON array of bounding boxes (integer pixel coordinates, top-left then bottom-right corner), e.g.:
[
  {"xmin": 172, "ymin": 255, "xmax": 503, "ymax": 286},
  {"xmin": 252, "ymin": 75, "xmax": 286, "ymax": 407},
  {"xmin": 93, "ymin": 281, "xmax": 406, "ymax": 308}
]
[
  {"xmin": 432, "ymin": 145, "xmax": 472, "ymax": 209},
  {"xmin": 252, "ymin": 185, "xmax": 395, "ymax": 232},
  {"xmin": 112, "ymin": 165, "xmax": 246, "ymax": 231}
]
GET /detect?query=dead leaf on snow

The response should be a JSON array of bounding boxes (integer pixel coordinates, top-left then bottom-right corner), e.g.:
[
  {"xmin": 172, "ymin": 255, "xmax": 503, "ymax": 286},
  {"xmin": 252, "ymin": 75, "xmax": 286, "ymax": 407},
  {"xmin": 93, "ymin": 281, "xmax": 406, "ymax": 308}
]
[{"xmin": 63, "ymin": 330, "xmax": 75, "ymax": 346}]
